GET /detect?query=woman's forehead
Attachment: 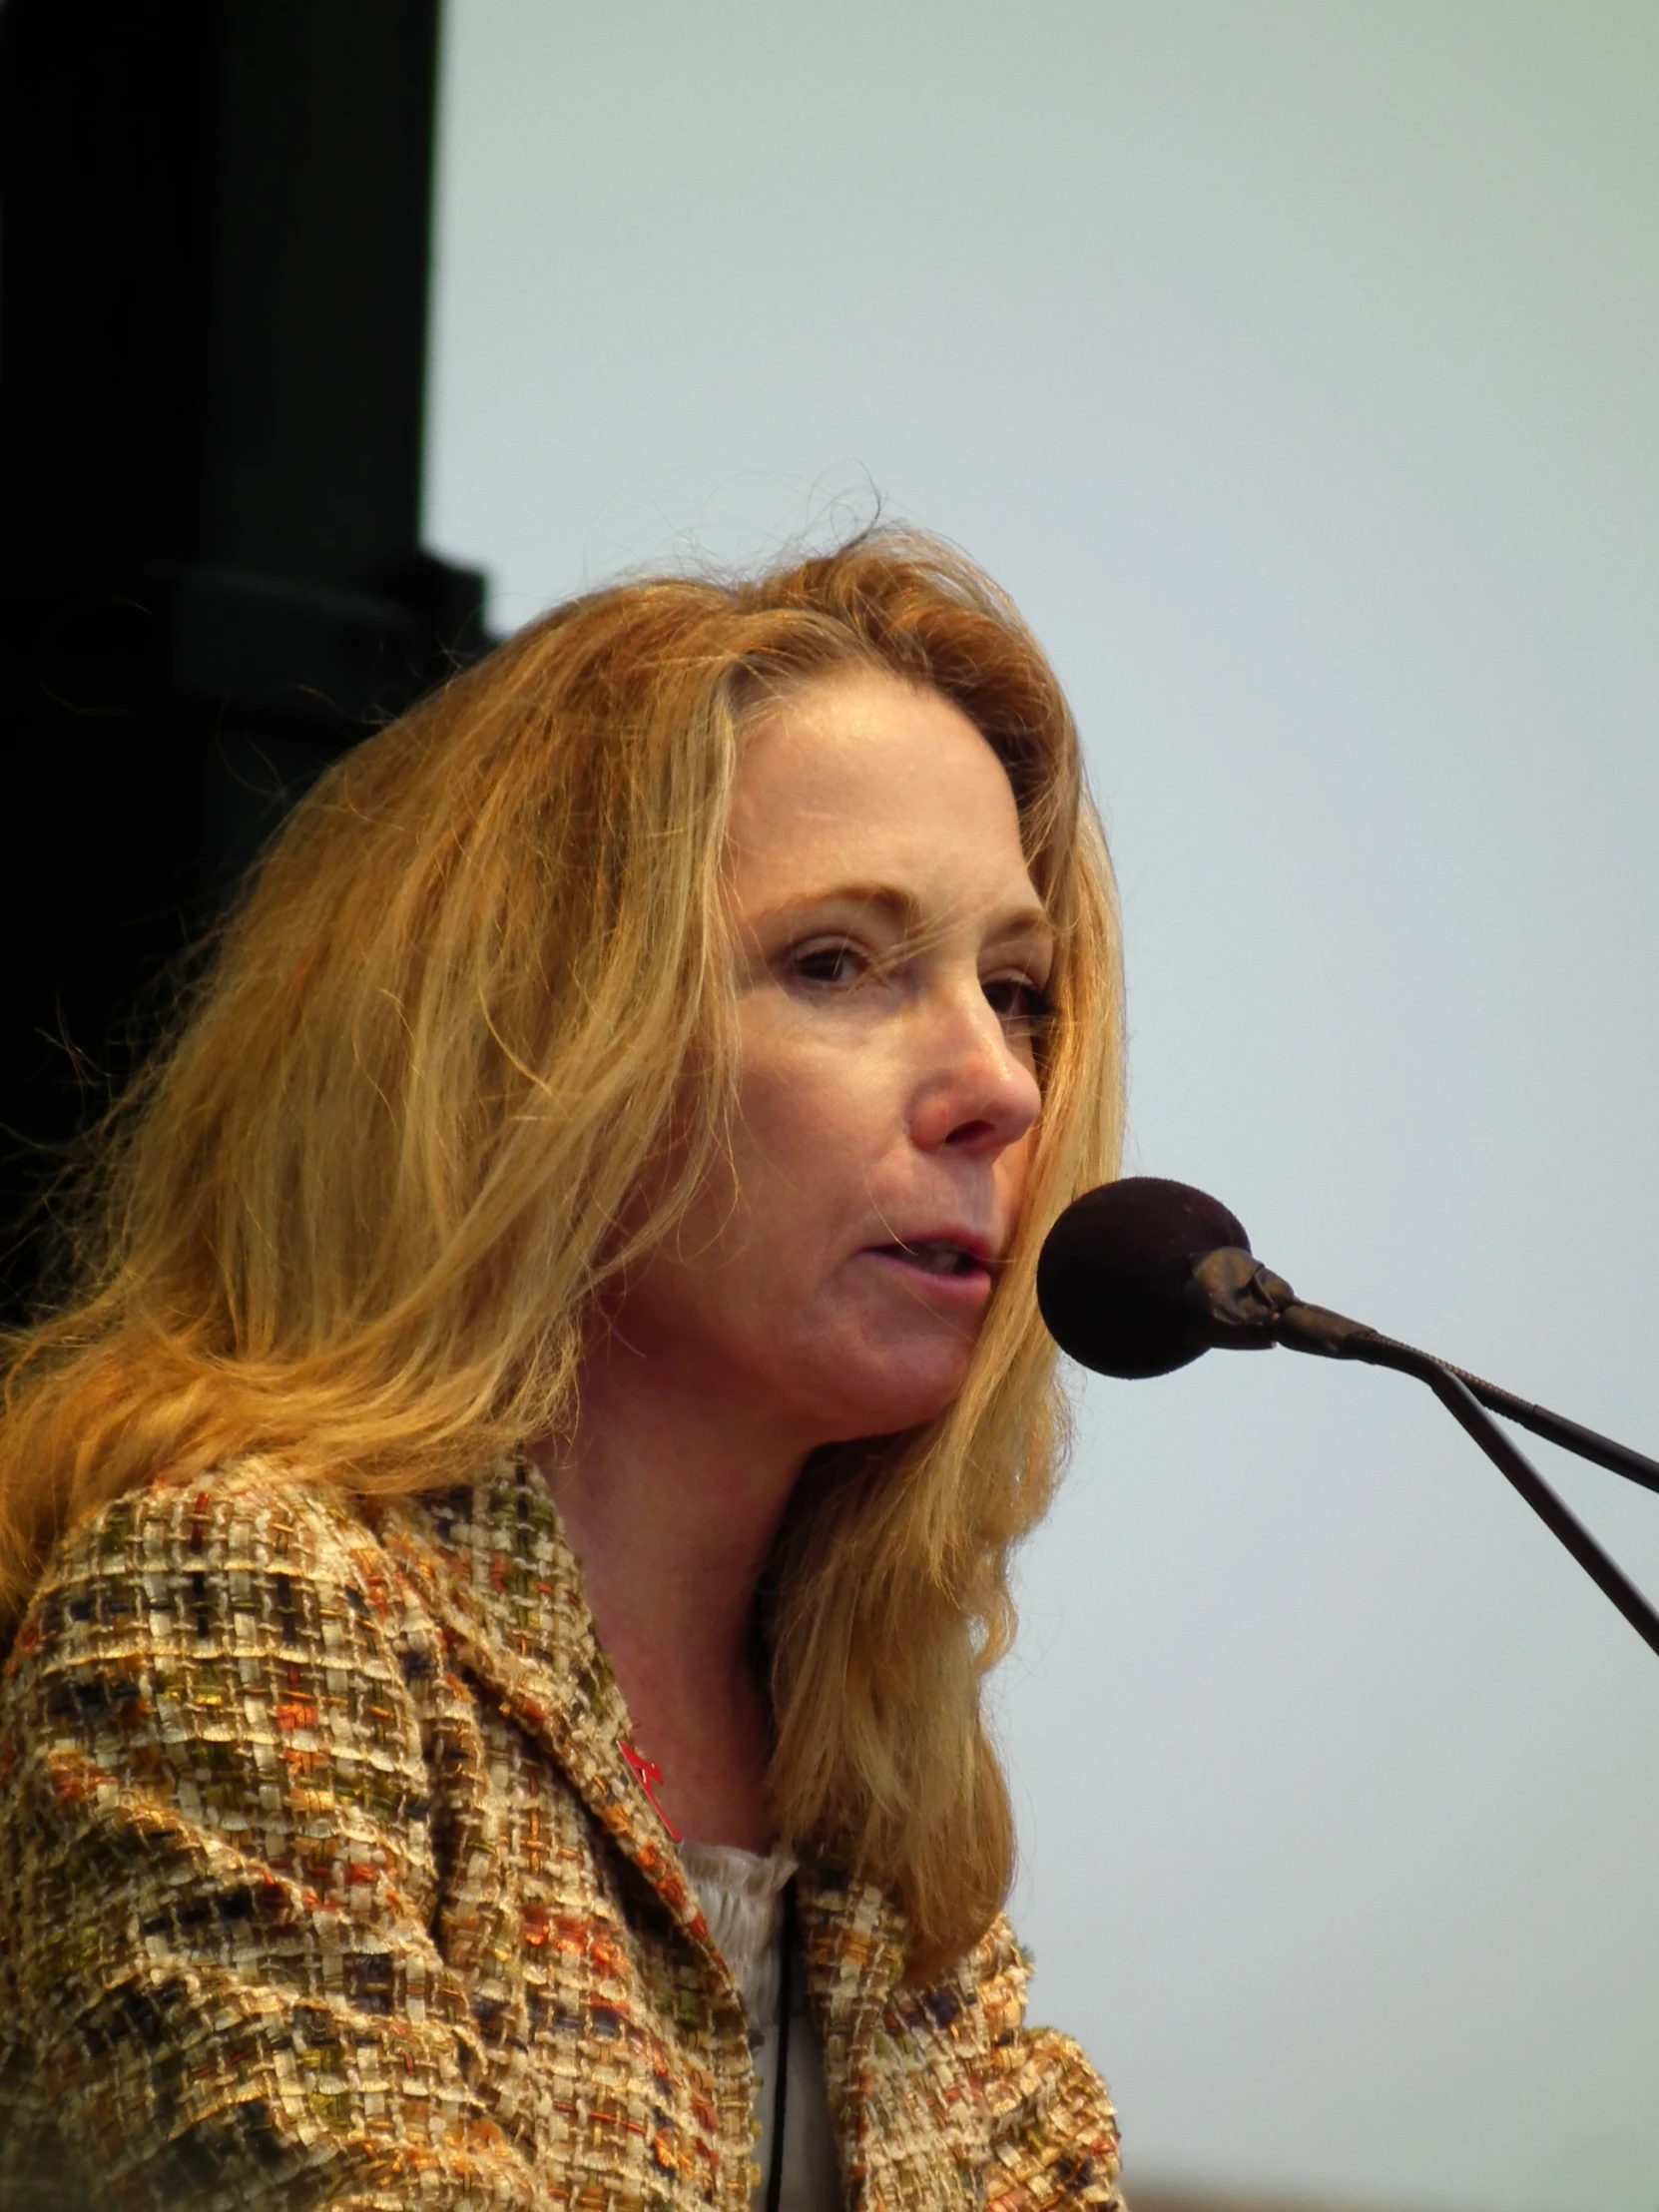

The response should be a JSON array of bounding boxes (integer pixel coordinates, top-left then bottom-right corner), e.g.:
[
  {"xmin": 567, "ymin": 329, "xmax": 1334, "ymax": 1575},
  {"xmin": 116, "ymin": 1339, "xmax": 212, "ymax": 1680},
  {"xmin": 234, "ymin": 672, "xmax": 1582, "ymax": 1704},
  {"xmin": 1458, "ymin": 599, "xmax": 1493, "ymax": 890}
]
[{"xmin": 727, "ymin": 670, "xmax": 1033, "ymax": 901}]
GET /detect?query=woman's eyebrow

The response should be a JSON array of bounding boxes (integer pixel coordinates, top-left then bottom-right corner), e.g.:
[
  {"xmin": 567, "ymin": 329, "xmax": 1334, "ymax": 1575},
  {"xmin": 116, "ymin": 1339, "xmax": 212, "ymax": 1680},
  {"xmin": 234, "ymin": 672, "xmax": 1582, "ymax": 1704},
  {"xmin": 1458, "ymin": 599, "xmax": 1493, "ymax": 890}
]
[
  {"xmin": 755, "ymin": 881, "xmax": 1053, "ymax": 943},
  {"xmin": 755, "ymin": 882, "xmax": 919, "ymax": 932}
]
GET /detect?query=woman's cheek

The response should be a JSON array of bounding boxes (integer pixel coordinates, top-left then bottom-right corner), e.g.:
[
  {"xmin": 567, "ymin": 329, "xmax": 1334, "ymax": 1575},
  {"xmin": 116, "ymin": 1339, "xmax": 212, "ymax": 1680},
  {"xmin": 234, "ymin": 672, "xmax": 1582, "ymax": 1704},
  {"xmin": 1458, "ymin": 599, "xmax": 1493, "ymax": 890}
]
[{"xmin": 741, "ymin": 1038, "xmax": 869, "ymax": 1162}]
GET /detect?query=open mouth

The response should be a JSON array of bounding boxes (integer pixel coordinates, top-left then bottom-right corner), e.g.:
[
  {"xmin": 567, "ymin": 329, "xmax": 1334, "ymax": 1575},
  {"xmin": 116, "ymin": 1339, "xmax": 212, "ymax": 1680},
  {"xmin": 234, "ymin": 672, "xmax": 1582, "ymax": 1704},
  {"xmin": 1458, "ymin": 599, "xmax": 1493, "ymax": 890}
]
[{"xmin": 878, "ymin": 1241, "xmax": 986, "ymax": 1278}]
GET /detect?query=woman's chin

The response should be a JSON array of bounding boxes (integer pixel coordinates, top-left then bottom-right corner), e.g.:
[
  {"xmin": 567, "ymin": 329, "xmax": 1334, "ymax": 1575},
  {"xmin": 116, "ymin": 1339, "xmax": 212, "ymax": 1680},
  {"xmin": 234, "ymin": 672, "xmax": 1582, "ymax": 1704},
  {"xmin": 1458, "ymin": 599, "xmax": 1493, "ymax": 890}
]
[{"xmin": 805, "ymin": 1349, "xmax": 975, "ymax": 1445}]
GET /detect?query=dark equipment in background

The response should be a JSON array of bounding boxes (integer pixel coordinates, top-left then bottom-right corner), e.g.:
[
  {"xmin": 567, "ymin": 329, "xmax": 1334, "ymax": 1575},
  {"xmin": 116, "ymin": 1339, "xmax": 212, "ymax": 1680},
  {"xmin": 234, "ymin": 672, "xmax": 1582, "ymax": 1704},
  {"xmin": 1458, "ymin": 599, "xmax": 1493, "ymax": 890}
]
[
  {"xmin": 1038, "ymin": 1176, "xmax": 1659, "ymax": 1661},
  {"xmin": 0, "ymin": 0, "xmax": 487, "ymax": 1319}
]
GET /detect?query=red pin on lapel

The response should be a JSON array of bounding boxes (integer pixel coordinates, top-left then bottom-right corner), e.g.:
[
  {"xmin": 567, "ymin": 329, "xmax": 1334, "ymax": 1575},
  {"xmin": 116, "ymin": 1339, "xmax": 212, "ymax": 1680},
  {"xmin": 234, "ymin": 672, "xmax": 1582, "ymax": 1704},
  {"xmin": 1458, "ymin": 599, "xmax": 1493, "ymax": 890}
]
[{"xmin": 620, "ymin": 1739, "xmax": 682, "ymax": 1842}]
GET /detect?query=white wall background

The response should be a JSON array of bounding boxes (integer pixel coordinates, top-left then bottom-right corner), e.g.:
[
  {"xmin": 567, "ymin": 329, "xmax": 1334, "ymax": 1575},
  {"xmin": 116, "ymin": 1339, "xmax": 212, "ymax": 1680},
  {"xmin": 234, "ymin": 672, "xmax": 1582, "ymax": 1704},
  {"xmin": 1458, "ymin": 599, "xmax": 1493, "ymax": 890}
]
[{"xmin": 423, "ymin": 7, "xmax": 1659, "ymax": 2207}]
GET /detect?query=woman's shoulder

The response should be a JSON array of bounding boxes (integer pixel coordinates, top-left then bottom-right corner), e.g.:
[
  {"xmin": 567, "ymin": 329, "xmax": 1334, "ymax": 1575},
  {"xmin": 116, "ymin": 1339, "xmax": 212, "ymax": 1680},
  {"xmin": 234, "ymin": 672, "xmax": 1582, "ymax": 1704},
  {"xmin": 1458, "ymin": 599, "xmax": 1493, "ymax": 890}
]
[
  {"xmin": 30, "ymin": 1455, "xmax": 377, "ymax": 1587},
  {"xmin": 5, "ymin": 1457, "xmax": 441, "ymax": 1689}
]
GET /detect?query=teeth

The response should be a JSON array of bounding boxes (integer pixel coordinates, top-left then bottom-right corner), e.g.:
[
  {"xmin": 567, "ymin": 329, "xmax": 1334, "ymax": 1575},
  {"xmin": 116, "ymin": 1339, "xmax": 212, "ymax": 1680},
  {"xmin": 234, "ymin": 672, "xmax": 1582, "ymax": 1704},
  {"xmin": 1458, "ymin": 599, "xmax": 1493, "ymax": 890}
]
[{"xmin": 904, "ymin": 1242, "xmax": 968, "ymax": 1275}]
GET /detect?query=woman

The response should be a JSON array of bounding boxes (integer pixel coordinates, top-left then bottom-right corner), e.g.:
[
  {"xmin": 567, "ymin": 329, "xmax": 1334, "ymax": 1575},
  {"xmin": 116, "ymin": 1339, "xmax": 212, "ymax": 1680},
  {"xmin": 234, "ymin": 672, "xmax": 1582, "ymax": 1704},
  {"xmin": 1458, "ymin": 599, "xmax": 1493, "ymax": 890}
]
[{"xmin": 0, "ymin": 532, "xmax": 1126, "ymax": 2211}]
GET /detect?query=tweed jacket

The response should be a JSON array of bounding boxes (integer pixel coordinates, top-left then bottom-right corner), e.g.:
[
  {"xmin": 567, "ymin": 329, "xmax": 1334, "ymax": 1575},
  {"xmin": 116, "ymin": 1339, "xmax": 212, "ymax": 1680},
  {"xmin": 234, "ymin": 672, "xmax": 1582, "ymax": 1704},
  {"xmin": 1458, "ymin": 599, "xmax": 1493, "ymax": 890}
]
[{"xmin": 0, "ymin": 1454, "xmax": 1124, "ymax": 2212}]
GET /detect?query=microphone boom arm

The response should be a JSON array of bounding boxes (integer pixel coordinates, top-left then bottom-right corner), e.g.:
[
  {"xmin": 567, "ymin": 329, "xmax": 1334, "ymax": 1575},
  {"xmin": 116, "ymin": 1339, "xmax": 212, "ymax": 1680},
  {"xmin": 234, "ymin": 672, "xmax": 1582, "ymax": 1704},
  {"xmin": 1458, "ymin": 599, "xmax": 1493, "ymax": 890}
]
[
  {"xmin": 1183, "ymin": 1247, "xmax": 1659, "ymax": 1493},
  {"xmin": 1181, "ymin": 1246, "xmax": 1659, "ymax": 1660},
  {"xmin": 1279, "ymin": 1302, "xmax": 1659, "ymax": 1662},
  {"xmin": 1424, "ymin": 1367, "xmax": 1659, "ymax": 1663},
  {"xmin": 1275, "ymin": 1297, "xmax": 1659, "ymax": 1497}
]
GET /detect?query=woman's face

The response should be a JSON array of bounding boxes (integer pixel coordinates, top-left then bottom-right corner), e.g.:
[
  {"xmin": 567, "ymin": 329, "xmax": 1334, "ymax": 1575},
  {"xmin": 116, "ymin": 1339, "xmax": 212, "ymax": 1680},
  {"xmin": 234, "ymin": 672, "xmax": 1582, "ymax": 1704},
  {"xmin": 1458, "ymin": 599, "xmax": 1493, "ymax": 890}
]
[{"xmin": 612, "ymin": 668, "xmax": 1052, "ymax": 1452}]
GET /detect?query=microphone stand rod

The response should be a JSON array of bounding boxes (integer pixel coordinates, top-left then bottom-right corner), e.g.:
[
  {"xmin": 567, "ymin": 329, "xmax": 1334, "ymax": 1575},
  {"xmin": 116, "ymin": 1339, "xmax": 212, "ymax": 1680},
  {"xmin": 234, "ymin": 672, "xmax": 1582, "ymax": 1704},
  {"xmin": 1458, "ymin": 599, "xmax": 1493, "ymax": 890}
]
[
  {"xmin": 1277, "ymin": 1304, "xmax": 1659, "ymax": 1662},
  {"xmin": 1411, "ymin": 1351, "xmax": 1659, "ymax": 1495},
  {"xmin": 1275, "ymin": 1304, "xmax": 1659, "ymax": 1495}
]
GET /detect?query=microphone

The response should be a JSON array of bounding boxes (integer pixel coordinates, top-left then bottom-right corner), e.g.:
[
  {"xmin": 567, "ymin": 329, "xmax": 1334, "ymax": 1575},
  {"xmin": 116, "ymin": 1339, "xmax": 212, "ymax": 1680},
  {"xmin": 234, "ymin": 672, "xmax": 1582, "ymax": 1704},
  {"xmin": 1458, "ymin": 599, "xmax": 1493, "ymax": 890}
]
[
  {"xmin": 1035, "ymin": 1176, "xmax": 1274, "ymax": 1379},
  {"xmin": 1036, "ymin": 1177, "xmax": 1659, "ymax": 1661}
]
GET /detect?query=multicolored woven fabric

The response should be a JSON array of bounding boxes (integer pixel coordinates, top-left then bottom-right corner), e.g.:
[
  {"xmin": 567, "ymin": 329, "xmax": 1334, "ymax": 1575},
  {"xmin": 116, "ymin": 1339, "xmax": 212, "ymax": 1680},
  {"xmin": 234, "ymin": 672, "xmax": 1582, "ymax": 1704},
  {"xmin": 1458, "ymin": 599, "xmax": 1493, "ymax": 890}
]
[{"xmin": 0, "ymin": 1455, "xmax": 1124, "ymax": 2212}]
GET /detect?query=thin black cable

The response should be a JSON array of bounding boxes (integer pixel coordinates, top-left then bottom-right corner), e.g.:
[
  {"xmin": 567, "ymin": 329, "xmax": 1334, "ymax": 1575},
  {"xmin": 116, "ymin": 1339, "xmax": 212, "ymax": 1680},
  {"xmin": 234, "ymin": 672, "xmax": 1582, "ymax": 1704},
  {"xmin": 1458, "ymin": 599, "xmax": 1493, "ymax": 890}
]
[{"xmin": 764, "ymin": 1880, "xmax": 796, "ymax": 2212}]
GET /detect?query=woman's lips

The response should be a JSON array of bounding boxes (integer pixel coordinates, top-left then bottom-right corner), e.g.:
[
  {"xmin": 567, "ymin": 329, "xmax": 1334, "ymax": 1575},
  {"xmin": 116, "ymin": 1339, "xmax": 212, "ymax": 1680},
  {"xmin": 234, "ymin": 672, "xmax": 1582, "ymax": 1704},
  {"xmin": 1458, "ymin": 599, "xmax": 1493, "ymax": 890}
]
[{"xmin": 860, "ymin": 1240, "xmax": 995, "ymax": 1304}]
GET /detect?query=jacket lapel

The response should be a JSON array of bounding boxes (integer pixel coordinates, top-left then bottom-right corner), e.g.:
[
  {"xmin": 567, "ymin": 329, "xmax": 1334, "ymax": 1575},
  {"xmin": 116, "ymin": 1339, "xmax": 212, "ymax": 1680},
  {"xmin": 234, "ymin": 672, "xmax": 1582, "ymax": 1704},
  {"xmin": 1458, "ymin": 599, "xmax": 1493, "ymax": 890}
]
[
  {"xmin": 375, "ymin": 1453, "xmax": 711, "ymax": 1946},
  {"xmin": 797, "ymin": 1864, "xmax": 913, "ymax": 2209},
  {"xmin": 377, "ymin": 1452, "xmax": 920, "ymax": 2209}
]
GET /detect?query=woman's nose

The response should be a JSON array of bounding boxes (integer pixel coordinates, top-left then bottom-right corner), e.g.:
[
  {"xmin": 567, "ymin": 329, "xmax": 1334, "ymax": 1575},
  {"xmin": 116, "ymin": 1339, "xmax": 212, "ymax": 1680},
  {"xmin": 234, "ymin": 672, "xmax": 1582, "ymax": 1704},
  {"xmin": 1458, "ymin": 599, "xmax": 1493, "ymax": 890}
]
[{"xmin": 907, "ymin": 984, "xmax": 1043, "ymax": 1156}]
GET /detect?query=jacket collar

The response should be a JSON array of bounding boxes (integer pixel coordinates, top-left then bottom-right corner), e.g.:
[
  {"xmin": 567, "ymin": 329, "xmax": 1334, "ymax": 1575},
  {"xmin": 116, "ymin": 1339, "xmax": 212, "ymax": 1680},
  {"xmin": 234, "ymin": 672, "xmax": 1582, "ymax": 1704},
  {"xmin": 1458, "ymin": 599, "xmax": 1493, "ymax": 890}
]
[
  {"xmin": 376, "ymin": 1453, "xmax": 711, "ymax": 1942},
  {"xmin": 376, "ymin": 1454, "xmax": 913, "ymax": 2050}
]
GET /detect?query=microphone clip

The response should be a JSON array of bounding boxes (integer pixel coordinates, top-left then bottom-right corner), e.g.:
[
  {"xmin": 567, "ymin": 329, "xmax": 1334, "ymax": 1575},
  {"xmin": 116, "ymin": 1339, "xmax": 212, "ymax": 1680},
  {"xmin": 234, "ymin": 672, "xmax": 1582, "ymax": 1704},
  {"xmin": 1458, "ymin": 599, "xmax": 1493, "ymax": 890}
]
[
  {"xmin": 1182, "ymin": 1245, "xmax": 1294, "ymax": 1350},
  {"xmin": 1183, "ymin": 1246, "xmax": 1375, "ymax": 1360}
]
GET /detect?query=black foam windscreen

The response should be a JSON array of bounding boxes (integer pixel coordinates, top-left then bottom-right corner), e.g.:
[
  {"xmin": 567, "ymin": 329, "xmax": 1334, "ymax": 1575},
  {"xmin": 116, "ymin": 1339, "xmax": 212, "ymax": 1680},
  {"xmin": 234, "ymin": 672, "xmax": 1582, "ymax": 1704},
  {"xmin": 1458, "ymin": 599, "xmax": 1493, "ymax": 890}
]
[{"xmin": 1036, "ymin": 1177, "xmax": 1252, "ymax": 1379}]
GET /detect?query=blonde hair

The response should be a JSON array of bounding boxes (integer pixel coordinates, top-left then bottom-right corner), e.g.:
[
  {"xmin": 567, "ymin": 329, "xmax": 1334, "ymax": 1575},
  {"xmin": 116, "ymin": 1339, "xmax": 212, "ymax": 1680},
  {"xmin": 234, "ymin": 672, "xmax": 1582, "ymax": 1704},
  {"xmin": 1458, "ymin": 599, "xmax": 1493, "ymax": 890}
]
[{"xmin": 0, "ymin": 530, "xmax": 1123, "ymax": 1974}]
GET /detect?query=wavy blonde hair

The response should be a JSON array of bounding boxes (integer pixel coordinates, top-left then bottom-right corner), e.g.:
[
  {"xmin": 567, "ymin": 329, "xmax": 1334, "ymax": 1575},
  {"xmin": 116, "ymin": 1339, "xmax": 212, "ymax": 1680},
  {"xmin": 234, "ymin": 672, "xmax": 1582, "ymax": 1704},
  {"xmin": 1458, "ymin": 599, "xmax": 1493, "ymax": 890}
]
[{"xmin": 0, "ymin": 530, "xmax": 1122, "ymax": 1973}]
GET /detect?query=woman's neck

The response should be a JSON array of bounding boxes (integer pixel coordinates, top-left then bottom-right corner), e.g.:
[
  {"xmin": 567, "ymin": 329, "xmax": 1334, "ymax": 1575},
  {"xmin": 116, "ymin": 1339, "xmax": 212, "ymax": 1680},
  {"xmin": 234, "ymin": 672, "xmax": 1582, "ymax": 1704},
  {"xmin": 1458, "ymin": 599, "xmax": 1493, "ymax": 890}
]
[{"xmin": 533, "ymin": 1324, "xmax": 810, "ymax": 1853}]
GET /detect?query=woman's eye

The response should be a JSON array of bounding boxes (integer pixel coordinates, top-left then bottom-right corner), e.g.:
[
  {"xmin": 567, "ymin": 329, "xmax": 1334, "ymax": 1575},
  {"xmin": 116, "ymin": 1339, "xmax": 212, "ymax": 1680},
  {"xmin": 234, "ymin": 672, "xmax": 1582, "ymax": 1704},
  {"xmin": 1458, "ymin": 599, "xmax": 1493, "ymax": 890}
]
[
  {"xmin": 982, "ymin": 974, "xmax": 1053, "ymax": 1033},
  {"xmin": 788, "ymin": 939, "xmax": 866, "ymax": 987}
]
